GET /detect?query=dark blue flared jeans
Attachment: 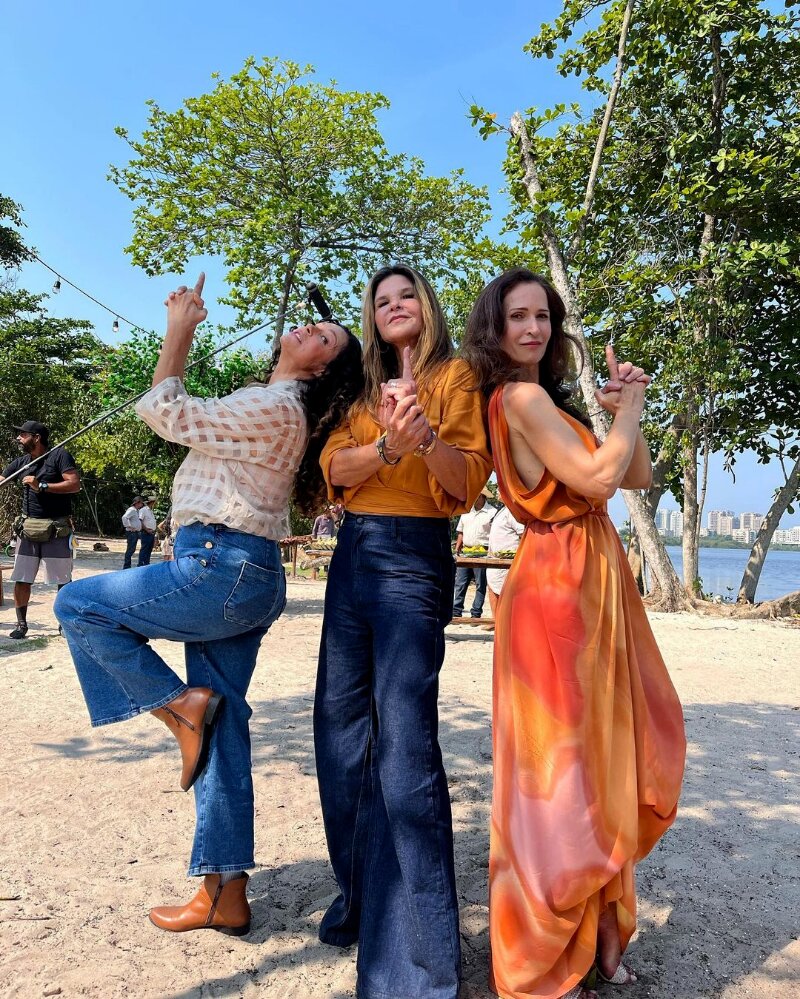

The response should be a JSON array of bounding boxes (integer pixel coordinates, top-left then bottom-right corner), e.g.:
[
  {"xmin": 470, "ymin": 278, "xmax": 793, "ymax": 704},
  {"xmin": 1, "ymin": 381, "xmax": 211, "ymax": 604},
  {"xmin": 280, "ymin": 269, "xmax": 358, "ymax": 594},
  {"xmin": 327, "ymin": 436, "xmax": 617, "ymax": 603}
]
[{"xmin": 314, "ymin": 513, "xmax": 461, "ymax": 999}]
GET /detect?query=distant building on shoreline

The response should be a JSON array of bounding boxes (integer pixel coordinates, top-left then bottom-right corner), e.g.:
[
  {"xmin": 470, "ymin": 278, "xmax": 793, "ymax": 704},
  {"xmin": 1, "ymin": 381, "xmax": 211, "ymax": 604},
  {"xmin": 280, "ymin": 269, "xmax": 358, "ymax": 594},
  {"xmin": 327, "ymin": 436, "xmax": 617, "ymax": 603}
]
[{"xmin": 637, "ymin": 506, "xmax": 800, "ymax": 545}]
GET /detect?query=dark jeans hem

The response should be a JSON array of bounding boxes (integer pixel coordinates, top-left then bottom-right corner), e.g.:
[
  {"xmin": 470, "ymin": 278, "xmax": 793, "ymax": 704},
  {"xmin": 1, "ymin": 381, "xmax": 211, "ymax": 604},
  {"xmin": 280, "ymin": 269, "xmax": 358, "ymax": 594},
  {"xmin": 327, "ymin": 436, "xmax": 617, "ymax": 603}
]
[
  {"xmin": 319, "ymin": 928, "xmax": 358, "ymax": 949},
  {"xmin": 356, "ymin": 980, "xmax": 461, "ymax": 999}
]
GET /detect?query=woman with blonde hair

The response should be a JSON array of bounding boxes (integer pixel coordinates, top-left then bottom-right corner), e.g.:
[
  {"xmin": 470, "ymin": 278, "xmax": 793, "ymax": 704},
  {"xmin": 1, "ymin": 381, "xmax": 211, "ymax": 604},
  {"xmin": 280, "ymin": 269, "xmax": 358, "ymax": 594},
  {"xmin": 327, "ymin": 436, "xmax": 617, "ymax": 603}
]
[
  {"xmin": 462, "ymin": 267, "xmax": 685, "ymax": 999},
  {"xmin": 314, "ymin": 264, "xmax": 492, "ymax": 999}
]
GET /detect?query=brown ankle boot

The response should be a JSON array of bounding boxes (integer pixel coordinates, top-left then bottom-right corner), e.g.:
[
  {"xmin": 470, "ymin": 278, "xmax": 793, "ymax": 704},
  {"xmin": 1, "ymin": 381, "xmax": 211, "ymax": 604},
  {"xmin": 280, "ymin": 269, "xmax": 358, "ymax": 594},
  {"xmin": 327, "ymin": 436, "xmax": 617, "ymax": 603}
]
[
  {"xmin": 151, "ymin": 687, "xmax": 224, "ymax": 791},
  {"xmin": 149, "ymin": 873, "xmax": 251, "ymax": 935}
]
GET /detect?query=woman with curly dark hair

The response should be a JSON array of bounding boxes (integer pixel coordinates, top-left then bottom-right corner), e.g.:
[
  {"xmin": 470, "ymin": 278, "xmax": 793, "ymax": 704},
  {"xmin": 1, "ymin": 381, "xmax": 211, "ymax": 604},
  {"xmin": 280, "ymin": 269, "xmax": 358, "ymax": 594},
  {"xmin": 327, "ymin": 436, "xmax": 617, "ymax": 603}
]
[
  {"xmin": 461, "ymin": 268, "xmax": 685, "ymax": 999},
  {"xmin": 56, "ymin": 274, "xmax": 363, "ymax": 937}
]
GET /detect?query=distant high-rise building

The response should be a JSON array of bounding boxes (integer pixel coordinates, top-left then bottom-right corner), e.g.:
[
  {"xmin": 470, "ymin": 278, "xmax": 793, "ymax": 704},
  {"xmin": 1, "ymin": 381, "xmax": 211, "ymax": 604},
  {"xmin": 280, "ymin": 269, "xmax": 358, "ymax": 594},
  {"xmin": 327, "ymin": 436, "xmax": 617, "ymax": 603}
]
[
  {"xmin": 740, "ymin": 512, "xmax": 764, "ymax": 532},
  {"xmin": 668, "ymin": 509, "xmax": 684, "ymax": 537},
  {"xmin": 655, "ymin": 508, "xmax": 669, "ymax": 531},
  {"xmin": 708, "ymin": 509, "xmax": 734, "ymax": 534},
  {"xmin": 732, "ymin": 528, "xmax": 756, "ymax": 544},
  {"xmin": 717, "ymin": 514, "xmax": 735, "ymax": 536}
]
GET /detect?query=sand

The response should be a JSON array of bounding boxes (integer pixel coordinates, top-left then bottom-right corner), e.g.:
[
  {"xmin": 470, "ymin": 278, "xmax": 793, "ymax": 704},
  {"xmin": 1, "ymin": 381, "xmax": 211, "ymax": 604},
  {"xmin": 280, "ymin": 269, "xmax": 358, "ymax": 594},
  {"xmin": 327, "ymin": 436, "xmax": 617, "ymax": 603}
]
[{"xmin": 0, "ymin": 548, "xmax": 798, "ymax": 999}]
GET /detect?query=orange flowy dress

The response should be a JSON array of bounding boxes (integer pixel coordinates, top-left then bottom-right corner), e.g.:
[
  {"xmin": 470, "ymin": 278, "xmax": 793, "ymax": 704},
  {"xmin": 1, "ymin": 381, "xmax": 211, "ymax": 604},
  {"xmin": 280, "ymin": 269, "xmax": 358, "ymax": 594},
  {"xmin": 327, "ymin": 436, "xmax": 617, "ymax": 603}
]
[{"xmin": 487, "ymin": 388, "xmax": 686, "ymax": 999}]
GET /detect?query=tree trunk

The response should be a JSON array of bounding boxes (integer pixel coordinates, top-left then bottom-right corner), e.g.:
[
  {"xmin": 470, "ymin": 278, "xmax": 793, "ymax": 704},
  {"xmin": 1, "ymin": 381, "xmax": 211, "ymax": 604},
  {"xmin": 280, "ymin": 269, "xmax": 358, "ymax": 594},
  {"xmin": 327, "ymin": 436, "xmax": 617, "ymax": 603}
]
[
  {"xmin": 738, "ymin": 453, "xmax": 800, "ymax": 602},
  {"xmin": 272, "ymin": 258, "xmax": 298, "ymax": 350},
  {"xmin": 83, "ymin": 484, "xmax": 104, "ymax": 537},
  {"xmin": 681, "ymin": 421, "xmax": 700, "ymax": 595},
  {"xmin": 509, "ymin": 111, "xmax": 688, "ymax": 610}
]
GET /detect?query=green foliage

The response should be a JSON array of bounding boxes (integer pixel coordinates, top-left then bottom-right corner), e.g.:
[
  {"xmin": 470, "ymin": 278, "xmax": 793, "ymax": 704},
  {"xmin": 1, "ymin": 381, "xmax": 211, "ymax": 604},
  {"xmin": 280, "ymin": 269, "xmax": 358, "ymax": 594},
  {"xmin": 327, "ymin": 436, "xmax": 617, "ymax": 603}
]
[
  {"xmin": 481, "ymin": 0, "xmax": 800, "ymax": 498},
  {"xmin": 111, "ymin": 57, "xmax": 490, "ymax": 343},
  {"xmin": 0, "ymin": 196, "xmax": 106, "ymax": 535}
]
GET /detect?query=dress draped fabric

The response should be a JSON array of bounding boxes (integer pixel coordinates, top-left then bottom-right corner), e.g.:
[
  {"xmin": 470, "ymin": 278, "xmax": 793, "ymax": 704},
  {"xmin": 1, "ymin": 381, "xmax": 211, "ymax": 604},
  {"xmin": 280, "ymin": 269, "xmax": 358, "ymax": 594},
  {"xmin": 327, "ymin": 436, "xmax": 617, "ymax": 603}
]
[{"xmin": 487, "ymin": 388, "xmax": 686, "ymax": 999}]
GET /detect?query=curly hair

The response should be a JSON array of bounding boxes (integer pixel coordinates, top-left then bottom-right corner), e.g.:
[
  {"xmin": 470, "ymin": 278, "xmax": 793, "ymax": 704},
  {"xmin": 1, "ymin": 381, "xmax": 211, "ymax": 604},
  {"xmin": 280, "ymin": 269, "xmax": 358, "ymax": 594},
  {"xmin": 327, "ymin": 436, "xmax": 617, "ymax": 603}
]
[
  {"xmin": 460, "ymin": 268, "xmax": 590, "ymax": 427},
  {"xmin": 260, "ymin": 327, "xmax": 364, "ymax": 517},
  {"xmin": 359, "ymin": 264, "xmax": 452, "ymax": 415}
]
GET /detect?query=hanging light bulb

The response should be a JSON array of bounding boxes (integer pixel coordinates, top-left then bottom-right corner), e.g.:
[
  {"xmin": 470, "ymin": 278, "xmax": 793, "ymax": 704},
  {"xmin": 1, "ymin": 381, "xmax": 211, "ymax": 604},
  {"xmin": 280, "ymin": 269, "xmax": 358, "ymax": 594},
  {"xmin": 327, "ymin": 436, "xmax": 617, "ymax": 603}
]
[
  {"xmin": 112, "ymin": 318, "xmax": 120, "ymax": 334},
  {"xmin": 52, "ymin": 278, "xmax": 62, "ymax": 293}
]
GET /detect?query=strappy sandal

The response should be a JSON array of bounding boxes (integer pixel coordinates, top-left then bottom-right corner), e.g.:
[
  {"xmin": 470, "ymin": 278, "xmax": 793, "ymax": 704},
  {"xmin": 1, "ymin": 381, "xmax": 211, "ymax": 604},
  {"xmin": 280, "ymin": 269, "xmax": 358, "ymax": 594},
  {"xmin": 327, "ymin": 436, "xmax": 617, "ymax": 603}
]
[
  {"xmin": 597, "ymin": 961, "xmax": 638, "ymax": 985},
  {"xmin": 563, "ymin": 965, "xmax": 599, "ymax": 998}
]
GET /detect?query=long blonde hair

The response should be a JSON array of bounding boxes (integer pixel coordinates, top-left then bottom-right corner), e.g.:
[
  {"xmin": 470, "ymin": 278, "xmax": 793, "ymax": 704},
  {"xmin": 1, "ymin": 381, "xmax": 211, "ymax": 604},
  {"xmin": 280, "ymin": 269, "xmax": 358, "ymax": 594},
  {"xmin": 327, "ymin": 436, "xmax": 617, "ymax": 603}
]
[{"xmin": 360, "ymin": 265, "xmax": 453, "ymax": 414}]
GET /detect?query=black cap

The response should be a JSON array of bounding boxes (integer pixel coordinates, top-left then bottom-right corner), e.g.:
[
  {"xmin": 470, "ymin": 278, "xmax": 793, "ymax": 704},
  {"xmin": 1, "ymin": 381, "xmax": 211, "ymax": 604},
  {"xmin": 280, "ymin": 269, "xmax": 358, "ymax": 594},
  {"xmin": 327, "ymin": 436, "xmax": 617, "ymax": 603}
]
[{"xmin": 12, "ymin": 420, "xmax": 49, "ymax": 437}]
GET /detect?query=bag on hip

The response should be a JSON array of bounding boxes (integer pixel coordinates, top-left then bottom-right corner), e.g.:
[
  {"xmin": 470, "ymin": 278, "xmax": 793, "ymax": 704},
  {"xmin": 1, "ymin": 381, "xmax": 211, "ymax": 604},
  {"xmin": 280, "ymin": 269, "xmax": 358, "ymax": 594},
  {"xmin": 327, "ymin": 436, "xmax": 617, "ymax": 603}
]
[{"xmin": 18, "ymin": 517, "xmax": 72, "ymax": 543}]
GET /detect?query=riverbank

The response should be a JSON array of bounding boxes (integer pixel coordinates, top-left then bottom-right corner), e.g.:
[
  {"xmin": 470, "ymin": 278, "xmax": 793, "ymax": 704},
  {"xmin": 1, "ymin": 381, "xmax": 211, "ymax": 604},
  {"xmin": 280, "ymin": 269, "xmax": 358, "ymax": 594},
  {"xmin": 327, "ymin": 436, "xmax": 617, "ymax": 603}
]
[{"xmin": 1, "ymin": 560, "xmax": 798, "ymax": 998}]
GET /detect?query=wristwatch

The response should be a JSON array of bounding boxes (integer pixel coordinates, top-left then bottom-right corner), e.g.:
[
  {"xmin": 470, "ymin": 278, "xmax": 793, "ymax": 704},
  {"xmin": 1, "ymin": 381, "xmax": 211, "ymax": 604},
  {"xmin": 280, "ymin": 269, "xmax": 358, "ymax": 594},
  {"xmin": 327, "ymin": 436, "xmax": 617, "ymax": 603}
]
[{"xmin": 38, "ymin": 481, "xmax": 49, "ymax": 492}]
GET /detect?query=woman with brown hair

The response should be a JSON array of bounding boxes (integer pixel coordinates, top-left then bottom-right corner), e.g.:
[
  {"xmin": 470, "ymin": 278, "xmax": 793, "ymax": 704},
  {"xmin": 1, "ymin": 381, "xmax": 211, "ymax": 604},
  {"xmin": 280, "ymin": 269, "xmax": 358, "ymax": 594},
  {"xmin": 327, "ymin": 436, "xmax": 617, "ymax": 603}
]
[
  {"xmin": 461, "ymin": 268, "xmax": 685, "ymax": 999},
  {"xmin": 314, "ymin": 264, "xmax": 492, "ymax": 999}
]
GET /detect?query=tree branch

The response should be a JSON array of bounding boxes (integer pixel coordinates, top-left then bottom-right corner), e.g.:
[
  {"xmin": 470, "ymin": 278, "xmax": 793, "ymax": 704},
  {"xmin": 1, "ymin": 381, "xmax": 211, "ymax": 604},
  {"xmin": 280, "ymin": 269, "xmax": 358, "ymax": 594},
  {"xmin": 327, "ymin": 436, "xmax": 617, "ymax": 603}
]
[{"xmin": 567, "ymin": 0, "xmax": 637, "ymax": 262}]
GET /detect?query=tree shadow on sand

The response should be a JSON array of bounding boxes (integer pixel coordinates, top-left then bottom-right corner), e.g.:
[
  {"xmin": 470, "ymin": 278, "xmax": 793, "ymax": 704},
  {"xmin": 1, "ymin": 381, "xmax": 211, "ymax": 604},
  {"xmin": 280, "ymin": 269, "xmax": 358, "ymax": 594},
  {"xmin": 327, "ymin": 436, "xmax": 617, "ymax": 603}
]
[{"xmin": 95, "ymin": 694, "xmax": 799, "ymax": 999}]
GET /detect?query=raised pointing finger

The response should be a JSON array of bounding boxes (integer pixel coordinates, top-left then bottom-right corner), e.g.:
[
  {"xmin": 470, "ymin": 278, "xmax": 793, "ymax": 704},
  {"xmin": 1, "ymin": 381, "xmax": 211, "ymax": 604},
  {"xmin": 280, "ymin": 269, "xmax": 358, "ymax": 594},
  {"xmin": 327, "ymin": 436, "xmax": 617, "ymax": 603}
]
[
  {"xmin": 605, "ymin": 344, "xmax": 620, "ymax": 384},
  {"xmin": 401, "ymin": 345, "xmax": 414, "ymax": 383}
]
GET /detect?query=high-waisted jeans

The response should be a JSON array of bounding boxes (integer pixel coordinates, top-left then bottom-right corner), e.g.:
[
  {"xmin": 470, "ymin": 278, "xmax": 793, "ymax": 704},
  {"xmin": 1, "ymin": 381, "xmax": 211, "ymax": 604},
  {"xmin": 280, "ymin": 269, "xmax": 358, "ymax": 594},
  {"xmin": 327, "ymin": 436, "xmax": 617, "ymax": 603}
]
[
  {"xmin": 54, "ymin": 522, "xmax": 286, "ymax": 876},
  {"xmin": 314, "ymin": 513, "xmax": 461, "ymax": 999}
]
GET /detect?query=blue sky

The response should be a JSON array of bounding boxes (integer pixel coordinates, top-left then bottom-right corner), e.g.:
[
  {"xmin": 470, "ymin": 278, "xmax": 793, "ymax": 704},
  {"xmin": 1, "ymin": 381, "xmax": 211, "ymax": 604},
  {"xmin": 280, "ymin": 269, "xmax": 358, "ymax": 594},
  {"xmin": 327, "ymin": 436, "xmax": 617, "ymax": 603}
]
[{"xmin": 1, "ymin": 0, "xmax": 793, "ymax": 525}]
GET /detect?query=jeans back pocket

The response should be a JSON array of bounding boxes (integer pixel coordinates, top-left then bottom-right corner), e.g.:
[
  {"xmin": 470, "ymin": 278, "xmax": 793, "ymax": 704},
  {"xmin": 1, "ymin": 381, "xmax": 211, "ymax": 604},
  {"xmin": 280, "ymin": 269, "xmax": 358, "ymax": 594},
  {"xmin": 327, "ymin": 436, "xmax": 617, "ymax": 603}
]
[{"xmin": 223, "ymin": 560, "xmax": 286, "ymax": 629}]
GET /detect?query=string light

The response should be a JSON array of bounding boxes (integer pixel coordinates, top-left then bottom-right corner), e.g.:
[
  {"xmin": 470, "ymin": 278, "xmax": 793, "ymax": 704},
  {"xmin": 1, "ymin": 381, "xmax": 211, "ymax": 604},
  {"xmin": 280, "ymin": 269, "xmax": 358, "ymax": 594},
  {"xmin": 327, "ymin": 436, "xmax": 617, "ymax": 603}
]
[
  {"xmin": 52, "ymin": 278, "xmax": 62, "ymax": 293},
  {"xmin": 33, "ymin": 255, "xmax": 149, "ymax": 335},
  {"xmin": 112, "ymin": 318, "xmax": 120, "ymax": 334}
]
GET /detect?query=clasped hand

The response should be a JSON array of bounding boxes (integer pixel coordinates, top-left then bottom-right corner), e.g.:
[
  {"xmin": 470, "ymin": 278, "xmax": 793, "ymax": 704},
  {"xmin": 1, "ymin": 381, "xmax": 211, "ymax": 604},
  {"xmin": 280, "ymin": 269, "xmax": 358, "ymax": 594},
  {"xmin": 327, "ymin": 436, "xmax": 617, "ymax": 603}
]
[
  {"xmin": 378, "ymin": 346, "xmax": 432, "ymax": 456},
  {"xmin": 595, "ymin": 345, "xmax": 651, "ymax": 415}
]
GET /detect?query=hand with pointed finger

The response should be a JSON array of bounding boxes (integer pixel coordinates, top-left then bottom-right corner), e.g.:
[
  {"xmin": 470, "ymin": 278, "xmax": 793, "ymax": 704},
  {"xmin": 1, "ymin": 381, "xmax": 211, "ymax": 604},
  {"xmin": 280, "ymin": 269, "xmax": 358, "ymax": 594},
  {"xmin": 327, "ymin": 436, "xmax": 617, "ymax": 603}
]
[
  {"xmin": 595, "ymin": 345, "xmax": 650, "ymax": 415},
  {"xmin": 166, "ymin": 273, "xmax": 208, "ymax": 335},
  {"xmin": 385, "ymin": 393, "xmax": 432, "ymax": 457},
  {"xmin": 383, "ymin": 346, "xmax": 417, "ymax": 405}
]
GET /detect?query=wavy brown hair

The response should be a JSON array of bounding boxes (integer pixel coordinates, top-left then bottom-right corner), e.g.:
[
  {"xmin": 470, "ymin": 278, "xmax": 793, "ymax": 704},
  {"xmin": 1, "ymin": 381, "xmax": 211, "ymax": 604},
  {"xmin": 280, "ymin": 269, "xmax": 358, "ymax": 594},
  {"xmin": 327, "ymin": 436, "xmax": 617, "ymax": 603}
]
[
  {"xmin": 260, "ymin": 327, "xmax": 364, "ymax": 516},
  {"xmin": 359, "ymin": 265, "xmax": 452, "ymax": 415},
  {"xmin": 461, "ymin": 268, "xmax": 589, "ymax": 427}
]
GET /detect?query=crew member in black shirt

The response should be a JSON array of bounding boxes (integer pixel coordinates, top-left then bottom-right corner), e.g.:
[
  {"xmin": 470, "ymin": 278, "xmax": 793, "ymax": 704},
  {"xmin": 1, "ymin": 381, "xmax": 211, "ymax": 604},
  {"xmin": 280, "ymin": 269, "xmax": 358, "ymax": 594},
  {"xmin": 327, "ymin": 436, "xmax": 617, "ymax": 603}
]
[{"xmin": 1, "ymin": 421, "xmax": 81, "ymax": 639}]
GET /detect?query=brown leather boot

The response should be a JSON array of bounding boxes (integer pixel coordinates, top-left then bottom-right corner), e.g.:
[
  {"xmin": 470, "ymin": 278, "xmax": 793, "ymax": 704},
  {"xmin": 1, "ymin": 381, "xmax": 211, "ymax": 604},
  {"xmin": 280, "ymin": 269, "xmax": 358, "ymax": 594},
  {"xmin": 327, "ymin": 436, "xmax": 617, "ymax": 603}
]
[
  {"xmin": 151, "ymin": 687, "xmax": 224, "ymax": 791},
  {"xmin": 149, "ymin": 873, "xmax": 251, "ymax": 935}
]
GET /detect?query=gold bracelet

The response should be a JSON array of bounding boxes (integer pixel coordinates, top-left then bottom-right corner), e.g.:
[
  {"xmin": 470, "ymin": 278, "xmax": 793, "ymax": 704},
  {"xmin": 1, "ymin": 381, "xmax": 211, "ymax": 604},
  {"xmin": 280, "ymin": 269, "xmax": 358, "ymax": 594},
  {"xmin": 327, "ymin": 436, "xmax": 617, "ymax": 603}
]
[
  {"xmin": 414, "ymin": 428, "xmax": 438, "ymax": 457},
  {"xmin": 376, "ymin": 435, "xmax": 401, "ymax": 466}
]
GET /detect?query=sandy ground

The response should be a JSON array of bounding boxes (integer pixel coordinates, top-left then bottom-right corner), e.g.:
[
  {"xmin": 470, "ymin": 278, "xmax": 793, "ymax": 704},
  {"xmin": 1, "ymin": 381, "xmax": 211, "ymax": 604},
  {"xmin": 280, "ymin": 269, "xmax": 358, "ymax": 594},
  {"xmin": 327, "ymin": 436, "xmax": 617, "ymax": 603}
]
[{"xmin": 0, "ymin": 547, "xmax": 798, "ymax": 999}]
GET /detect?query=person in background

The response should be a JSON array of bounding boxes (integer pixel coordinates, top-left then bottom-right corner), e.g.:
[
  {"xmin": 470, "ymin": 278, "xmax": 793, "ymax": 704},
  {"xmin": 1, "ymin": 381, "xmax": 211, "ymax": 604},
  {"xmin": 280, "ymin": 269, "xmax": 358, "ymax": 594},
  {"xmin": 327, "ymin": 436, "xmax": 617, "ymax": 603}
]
[
  {"xmin": 314, "ymin": 264, "xmax": 492, "ymax": 999},
  {"xmin": 138, "ymin": 496, "xmax": 158, "ymax": 565},
  {"xmin": 452, "ymin": 486, "xmax": 496, "ymax": 619},
  {"xmin": 121, "ymin": 496, "xmax": 144, "ymax": 569},
  {"xmin": 55, "ymin": 274, "xmax": 364, "ymax": 938},
  {"xmin": 0, "ymin": 420, "xmax": 81, "ymax": 639},
  {"xmin": 462, "ymin": 267, "xmax": 685, "ymax": 999},
  {"xmin": 484, "ymin": 504, "xmax": 525, "ymax": 630},
  {"xmin": 311, "ymin": 505, "xmax": 337, "ymax": 540}
]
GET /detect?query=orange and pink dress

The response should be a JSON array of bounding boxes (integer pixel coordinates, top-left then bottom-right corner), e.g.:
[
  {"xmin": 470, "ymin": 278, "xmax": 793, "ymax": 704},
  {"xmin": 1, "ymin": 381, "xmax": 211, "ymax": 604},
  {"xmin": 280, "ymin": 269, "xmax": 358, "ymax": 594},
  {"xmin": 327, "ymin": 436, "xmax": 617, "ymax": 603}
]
[{"xmin": 487, "ymin": 387, "xmax": 686, "ymax": 999}]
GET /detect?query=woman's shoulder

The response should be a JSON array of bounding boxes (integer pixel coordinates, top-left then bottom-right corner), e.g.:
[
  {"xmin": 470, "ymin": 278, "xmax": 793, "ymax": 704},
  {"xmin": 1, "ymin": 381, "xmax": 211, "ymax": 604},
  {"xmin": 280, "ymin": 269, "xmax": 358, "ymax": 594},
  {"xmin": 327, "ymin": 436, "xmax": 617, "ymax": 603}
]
[
  {"xmin": 433, "ymin": 357, "xmax": 480, "ymax": 392},
  {"xmin": 501, "ymin": 381, "xmax": 552, "ymax": 414}
]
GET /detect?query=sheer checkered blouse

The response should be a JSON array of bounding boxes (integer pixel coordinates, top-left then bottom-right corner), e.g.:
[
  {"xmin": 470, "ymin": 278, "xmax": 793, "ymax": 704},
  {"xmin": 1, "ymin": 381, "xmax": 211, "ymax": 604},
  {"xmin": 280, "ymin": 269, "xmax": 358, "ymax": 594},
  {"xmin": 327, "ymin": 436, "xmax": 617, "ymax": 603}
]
[{"xmin": 136, "ymin": 376, "xmax": 308, "ymax": 540}]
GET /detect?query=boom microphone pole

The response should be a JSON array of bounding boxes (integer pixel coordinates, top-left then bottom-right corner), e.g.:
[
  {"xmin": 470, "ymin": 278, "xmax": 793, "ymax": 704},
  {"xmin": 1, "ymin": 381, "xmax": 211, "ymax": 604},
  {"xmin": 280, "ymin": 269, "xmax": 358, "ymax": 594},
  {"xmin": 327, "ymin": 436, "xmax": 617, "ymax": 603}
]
[{"xmin": 2, "ymin": 281, "xmax": 342, "ymax": 487}]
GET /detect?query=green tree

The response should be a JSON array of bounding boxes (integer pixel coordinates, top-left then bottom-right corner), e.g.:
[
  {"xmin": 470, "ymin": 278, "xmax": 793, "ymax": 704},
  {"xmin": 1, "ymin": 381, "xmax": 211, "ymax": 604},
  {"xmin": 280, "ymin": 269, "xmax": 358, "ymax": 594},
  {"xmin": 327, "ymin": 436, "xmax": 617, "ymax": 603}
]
[
  {"xmin": 110, "ymin": 57, "xmax": 489, "ymax": 345},
  {"xmin": 471, "ymin": 0, "xmax": 800, "ymax": 608},
  {"xmin": 0, "ymin": 195, "xmax": 103, "ymax": 536}
]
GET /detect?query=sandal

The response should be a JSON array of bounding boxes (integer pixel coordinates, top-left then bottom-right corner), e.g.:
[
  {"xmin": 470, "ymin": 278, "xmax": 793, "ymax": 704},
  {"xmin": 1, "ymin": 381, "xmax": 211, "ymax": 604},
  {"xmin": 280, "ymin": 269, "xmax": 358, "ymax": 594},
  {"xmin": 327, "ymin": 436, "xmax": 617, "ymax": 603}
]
[
  {"xmin": 563, "ymin": 987, "xmax": 598, "ymax": 999},
  {"xmin": 563, "ymin": 966, "xmax": 599, "ymax": 998},
  {"xmin": 597, "ymin": 961, "xmax": 637, "ymax": 985}
]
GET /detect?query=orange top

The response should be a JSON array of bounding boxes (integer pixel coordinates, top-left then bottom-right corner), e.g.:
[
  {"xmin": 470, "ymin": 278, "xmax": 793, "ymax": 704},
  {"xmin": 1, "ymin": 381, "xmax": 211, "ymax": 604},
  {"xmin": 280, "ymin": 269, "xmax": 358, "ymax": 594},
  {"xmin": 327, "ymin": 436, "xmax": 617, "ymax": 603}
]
[{"xmin": 320, "ymin": 359, "xmax": 492, "ymax": 518}]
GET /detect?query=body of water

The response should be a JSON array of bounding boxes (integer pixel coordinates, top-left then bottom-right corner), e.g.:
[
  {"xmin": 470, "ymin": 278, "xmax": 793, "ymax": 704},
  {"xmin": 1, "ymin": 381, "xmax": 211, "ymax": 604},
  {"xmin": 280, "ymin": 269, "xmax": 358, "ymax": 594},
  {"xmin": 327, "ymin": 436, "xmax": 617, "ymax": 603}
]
[{"xmin": 658, "ymin": 546, "xmax": 800, "ymax": 602}]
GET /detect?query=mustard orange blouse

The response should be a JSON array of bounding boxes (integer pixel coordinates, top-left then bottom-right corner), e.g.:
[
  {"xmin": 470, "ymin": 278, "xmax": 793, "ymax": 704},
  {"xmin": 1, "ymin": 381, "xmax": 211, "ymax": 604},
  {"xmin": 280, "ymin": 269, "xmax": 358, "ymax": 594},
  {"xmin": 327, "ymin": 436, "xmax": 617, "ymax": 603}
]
[{"xmin": 320, "ymin": 359, "xmax": 492, "ymax": 518}]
